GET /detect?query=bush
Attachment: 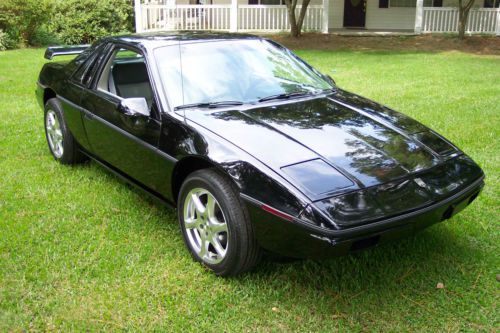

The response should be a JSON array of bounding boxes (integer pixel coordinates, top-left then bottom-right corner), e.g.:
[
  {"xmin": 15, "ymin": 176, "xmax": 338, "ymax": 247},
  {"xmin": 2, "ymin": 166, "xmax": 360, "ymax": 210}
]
[
  {"xmin": 29, "ymin": 26, "xmax": 61, "ymax": 47},
  {"xmin": 0, "ymin": 30, "xmax": 7, "ymax": 51},
  {"xmin": 49, "ymin": 0, "xmax": 134, "ymax": 45},
  {"xmin": 0, "ymin": 0, "xmax": 134, "ymax": 49},
  {"xmin": 0, "ymin": 29, "xmax": 21, "ymax": 50},
  {"xmin": 0, "ymin": 0, "xmax": 53, "ymax": 48}
]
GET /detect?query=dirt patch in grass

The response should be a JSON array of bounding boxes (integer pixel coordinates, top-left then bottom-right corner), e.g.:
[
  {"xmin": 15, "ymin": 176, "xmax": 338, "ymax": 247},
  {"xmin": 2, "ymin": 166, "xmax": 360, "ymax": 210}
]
[{"xmin": 271, "ymin": 33, "xmax": 500, "ymax": 55}]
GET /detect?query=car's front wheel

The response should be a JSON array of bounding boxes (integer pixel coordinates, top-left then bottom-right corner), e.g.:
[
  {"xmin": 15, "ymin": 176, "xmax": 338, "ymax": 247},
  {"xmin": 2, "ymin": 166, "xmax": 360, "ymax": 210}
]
[
  {"xmin": 44, "ymin": 98, "xmax": 87, "ymax": 164},
  {"xmin": 178, "ymin": 169, "xmax": 261, "ymax": 276}
]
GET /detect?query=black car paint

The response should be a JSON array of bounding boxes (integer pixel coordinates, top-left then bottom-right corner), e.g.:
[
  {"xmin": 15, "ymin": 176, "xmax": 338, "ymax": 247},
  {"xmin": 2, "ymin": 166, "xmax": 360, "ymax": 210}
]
[
  {"xmin": 36, "ymin": 32, "xmax": 484, "ymax": 259},
  {"xmin": 44, "ymin": 44, "xmax": 90, "ymax": 60}
]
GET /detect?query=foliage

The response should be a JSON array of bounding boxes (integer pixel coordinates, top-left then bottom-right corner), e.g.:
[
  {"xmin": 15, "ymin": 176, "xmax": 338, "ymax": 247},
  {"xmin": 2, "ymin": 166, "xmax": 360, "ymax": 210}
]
[
  {"xmin": 0, "ymin": 0, "xmax": 133, "ymax": 49},
  {"xmin": 49, "ymin": 0, "xmax": 134, "ymax": 45},
  {"xmin": 29, "ymin": 26, "xmax": 61, "ymax": 47},
  {"xmin": 0, "ymin": 0, "xmax": 54, "ymax": 48},
  {"xmin": 0, "ymin": 47, "xmax": 498, "ymax": 331},
  {"xmin": 0, "ymin": 30, "xmax": 7, "ymax": 51}
]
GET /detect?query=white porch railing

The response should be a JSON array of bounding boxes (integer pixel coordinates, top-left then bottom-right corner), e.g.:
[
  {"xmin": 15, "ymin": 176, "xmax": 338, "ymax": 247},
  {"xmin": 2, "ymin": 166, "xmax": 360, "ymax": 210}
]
[
  {"xmin": 422, "ymin": 7, "xmax": 500, "ymax": 34},
  {"xmin": 136, "ymin": 1, "xmax": 324, "ymax": 32},
  {"xmin": 238, "ymin": 5, "xmax": 323, "ymax": 31},
  {"xmin": 142, "ymin": 4, "xmax": 232, "ymax": 31}
]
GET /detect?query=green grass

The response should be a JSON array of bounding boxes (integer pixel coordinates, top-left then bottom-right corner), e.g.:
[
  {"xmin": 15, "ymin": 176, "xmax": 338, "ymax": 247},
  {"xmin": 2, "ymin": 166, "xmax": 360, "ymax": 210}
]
[{"xmin": 0, "ymin": 47, "xmax": 498, "ymax": 332}]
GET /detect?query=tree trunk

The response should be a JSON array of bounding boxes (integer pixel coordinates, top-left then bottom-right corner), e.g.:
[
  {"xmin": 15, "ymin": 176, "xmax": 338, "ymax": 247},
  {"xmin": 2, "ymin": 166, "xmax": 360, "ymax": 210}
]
[
  {"xmin": 284, "ymin": 0, "xmax": 311, "ymax": 37},
  {"xmin": 458, "ymin": 0, "xmax": 476, "ymax": 39},
  {"xmin": 296, "ymin": 0, "xmax": 311, "ymax": 34},
  {"xmin": 288, "ymin": 9, "xmax": 299, "ymax": 37},
  {"xmin": 458, "ymin": 8, "xmax": 468, "ymax": 39}
]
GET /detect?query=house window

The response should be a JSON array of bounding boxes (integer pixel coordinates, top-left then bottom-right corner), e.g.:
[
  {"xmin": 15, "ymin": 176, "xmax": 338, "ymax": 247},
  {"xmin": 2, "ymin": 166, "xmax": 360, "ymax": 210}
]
[
  {"xmin": 385, "ymin": 0, "xmax": 441, "ymax": 7},
  {"xmin": 248, "ymin": 0, "xmax": 285, "ymax": 4},
  {"xmin": 379, "ymin": 0, "xmax": 389, "ymax": 8},
  {"xmin": 484, "ymin": 0, "xmax": 500, "ymax": 7}
]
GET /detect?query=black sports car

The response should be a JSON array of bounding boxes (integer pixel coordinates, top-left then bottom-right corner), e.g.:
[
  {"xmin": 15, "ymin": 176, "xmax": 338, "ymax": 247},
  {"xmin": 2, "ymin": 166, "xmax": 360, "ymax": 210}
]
[{"xmin": 36, "ymin": 32, "xmax": 484, "ymax": 276}]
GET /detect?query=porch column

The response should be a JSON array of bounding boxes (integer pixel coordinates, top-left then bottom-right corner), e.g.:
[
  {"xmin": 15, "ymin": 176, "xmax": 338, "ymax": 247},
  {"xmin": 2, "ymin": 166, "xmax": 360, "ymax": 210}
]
[
  {"xmin": 322, "ymin": 0, "xmax": 329, "ymax": 34},
  {"xmin": 230, "ymin": 0, "xmax": 238, "ymax": 32},
  {"xmin": 134, "ymin": 0, "xmax": 143, "ymax": 33},
  {"xmin": 414, "ymin": 0, "xmax": 423, "ymax": 34}
]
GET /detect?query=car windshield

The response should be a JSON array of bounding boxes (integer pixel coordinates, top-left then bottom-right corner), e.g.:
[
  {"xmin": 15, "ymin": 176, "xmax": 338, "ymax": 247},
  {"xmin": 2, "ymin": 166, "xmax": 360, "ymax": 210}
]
[{"xmin": 154, "ymin": 39, "xmax": 333, "ymax": 109}]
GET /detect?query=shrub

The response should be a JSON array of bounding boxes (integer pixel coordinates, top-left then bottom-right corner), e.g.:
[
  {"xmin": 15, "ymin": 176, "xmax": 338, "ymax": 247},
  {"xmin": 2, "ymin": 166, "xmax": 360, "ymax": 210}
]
[
  {"xmin": 49, "ymin": 0, "xmax": 134, "ymax": 45},
  {"xmin": 0, "ymin": 29, "xmax": 7, "ymax": 51},
  {"xmin": 0, "ymin": 0, "xmax": 134, "ymax": 48},
  {"xmin": 0, "ymin": 0, "xmax": 53, "ymax": 48},
  {"xmin": 29, "ymin": 26, "xmax": 61, "ymax": 47},
  {"xmin": 0, "ymin": 29, "xmax": 21, "ymax": 50}
]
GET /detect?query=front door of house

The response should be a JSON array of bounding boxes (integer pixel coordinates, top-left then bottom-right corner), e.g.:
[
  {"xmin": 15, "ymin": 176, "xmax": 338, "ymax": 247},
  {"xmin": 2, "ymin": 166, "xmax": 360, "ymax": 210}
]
[{"xmin": 343, "ymin": 0, "xmax": 366, "ymax": 28}]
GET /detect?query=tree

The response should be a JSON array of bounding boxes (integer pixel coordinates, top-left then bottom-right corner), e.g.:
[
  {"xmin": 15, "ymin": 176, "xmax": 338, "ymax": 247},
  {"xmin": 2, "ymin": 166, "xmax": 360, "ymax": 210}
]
[
  {"xmin": 0, "ymin": 0, "xmax": 53, "ymax": 47},
  {"xmin": 458, "ymin": 0, "xmax": 476, "ymax": 39},
  {"xmin": 284, "ymin": 0, "xmax": 312, "ymax": 37},
  {"xmin": 49, "ymin": 0, "xmax": 133, "ymax": 44}
]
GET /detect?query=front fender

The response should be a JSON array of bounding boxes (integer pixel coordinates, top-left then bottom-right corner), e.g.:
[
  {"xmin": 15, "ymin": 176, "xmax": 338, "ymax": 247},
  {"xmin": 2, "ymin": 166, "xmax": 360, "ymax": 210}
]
[{"xmin": 168, "ymin": 117, "xmax": 313, "ymax": 219}]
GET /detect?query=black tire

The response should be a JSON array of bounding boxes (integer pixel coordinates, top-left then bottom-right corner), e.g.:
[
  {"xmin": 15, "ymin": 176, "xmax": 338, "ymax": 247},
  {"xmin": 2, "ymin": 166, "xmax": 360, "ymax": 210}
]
[
  {"xmin": 44, "ymin": 98, "xmax": 87, "ymax": 165},
  {"xmin": 177, "ymin": 169, "xmax": 261, "ymax": 276}
]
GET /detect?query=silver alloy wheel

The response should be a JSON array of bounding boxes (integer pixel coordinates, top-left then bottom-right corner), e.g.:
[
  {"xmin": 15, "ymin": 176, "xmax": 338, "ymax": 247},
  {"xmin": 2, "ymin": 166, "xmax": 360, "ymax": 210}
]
[
  {"xmin": 183, "ymin": 188, "xmax": 229, "ymax": 264},
  {"xmin": 46, "ymin": 110, "xmax": 64, "ymax": 158}
]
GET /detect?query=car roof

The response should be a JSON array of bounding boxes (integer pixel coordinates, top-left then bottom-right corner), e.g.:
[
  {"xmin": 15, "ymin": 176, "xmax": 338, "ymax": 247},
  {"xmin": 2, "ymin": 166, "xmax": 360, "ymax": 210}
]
[{"xmin": 108, "ymin": 31, "xmax": 262, "ymax": 49}]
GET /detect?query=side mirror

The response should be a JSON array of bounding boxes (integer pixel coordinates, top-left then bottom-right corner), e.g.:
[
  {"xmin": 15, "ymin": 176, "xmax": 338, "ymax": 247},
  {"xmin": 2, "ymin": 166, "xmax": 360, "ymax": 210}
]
[{"xmin": 117, "ymin": 98, "xmax": 150, "ymax": 117}]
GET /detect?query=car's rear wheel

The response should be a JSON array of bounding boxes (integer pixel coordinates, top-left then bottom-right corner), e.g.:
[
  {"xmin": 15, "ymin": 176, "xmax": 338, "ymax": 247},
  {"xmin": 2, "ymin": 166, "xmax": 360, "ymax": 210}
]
[
  {"xmin": 44, "ymin": 98, "xmax": 87, "ymax": 164},
  {"xmin": 178, "ymin": 169, "xmax": 261, "ymax": 276}
]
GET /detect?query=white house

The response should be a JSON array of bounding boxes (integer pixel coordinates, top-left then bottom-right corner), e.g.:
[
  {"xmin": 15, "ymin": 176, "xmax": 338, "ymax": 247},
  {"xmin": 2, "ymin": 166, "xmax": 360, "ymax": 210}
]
[{"xmin": 134, "ymin": 0, "xmax": 500, "ymax": 34}]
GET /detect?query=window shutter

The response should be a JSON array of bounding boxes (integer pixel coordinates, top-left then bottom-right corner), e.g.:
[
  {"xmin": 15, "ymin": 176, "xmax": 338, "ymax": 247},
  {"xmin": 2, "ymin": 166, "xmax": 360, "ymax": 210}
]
[{"xmin": 379, "ymin": 0, "xmax": 389, "ymax": 8}]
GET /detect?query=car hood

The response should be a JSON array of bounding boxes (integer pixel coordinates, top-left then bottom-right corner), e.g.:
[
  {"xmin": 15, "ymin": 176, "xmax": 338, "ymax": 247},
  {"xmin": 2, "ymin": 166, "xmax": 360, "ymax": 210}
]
[{"xmin": 183, "ymin": 89, "xmax": 460, "ymax": 200}]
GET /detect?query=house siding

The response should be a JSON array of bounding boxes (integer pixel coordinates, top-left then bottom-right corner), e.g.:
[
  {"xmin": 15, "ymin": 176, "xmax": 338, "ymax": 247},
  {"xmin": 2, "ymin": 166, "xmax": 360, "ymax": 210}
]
[
  {"xmin": 441, "ymin": 0, "xmax": 483, "ymax": 7},
  {"xmin": 329, "ymin": 0, "xmax": 416, "ymax": 30},
  {"xmin": 365, "ymin": 2, "xmax": 416, "ymax": 30},
  {"xmin": 149, "ymin": 0, "xmax": 489, "ymax": 32},
  {"xmin": 327, "ymin": 0, "xmax": 486, "ymax": 31},
  {"xmin": 328, "ymin": 0, "xmax": 345, "ymax": 29}
]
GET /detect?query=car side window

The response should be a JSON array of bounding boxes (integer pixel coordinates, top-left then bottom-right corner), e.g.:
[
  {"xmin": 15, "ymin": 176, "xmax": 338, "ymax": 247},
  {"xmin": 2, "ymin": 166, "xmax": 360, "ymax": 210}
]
[{"xmin": 96, "ymin": 48, "xmax": 154, "ymax": 110}]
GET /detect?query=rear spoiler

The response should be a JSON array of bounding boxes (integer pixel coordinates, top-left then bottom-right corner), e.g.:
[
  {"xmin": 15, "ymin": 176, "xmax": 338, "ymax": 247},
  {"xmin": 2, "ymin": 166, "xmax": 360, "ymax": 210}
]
[{"xmin": 44, "ymin": 45, "xmax": 90, "ymax": 60}]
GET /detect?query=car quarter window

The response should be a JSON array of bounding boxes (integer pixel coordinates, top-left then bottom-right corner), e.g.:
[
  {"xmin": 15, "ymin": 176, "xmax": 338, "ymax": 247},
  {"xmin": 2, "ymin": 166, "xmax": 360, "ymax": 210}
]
[
  {"xmin": 96, "ymin": 47, "xmax": 155, "ymax": 110},
  {"xmin": 72, "ymin": 42, "xmax": 108, "ymax": 87},
  {"xmin": 72, "ymin": 48, "xmax": 98, "ymax": 85}
]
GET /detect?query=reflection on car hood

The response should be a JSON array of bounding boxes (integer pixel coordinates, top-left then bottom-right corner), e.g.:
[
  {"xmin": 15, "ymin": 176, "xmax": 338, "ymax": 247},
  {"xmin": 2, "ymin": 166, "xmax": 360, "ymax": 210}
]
[{"xmin": 183, "ymin": 89, "xmax": 460, "ymax": 196}]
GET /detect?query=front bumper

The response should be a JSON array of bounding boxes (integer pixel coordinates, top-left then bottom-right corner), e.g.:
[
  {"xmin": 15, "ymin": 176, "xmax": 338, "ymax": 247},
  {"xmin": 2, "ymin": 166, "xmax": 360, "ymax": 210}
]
[{"xmin": 243, "ymin": 175, "xmax": 484, "ymax": 259}]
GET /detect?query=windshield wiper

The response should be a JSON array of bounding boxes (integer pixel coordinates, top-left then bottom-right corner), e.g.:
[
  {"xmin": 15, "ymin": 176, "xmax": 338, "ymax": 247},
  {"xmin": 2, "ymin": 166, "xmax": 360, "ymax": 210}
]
[
  {"xmin": 174, "ymin": 101, "xmax": 244, "ymax": 111},
  {"xmin": 258, "ymin": 91, "xmax": 313, "ymax": 103}
]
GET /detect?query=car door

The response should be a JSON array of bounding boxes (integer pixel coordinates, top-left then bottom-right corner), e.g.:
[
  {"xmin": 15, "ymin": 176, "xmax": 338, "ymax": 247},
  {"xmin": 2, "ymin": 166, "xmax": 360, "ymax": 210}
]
[
  {"xmin": 56, "ymin": 42, "xmax": 108, "ymax": 152},
  {"xmin": 80, "ymin": 44, "xmax": 174, "ymax": 197}
]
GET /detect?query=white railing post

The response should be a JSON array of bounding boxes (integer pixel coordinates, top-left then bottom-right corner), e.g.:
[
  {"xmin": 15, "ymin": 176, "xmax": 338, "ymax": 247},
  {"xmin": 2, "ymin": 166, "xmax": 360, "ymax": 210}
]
[
  {"xmin": 134, "ymin": 0, "xmax": 143, "ymax": 33},
  {"xmin": 230, "ymin": 0, "xmax": 238, "ymax": 32},
  {"xmin": 415, "ymin": 0, "xmax": 423, "ymax": 33},
  {"xmin": 496, "ymin": 9, "xmax": 500, "ymax": 36},
  {"xmin": 322, "ymin": 0, "xmax": 329, "ymax": 33}
]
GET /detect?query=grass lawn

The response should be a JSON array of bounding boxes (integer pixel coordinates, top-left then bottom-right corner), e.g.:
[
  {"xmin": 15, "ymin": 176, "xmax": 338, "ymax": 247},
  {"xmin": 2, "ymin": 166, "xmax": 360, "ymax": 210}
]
[{"xmin": 0, "ymin": 46, "xmax": 498, "ymax": 332}]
